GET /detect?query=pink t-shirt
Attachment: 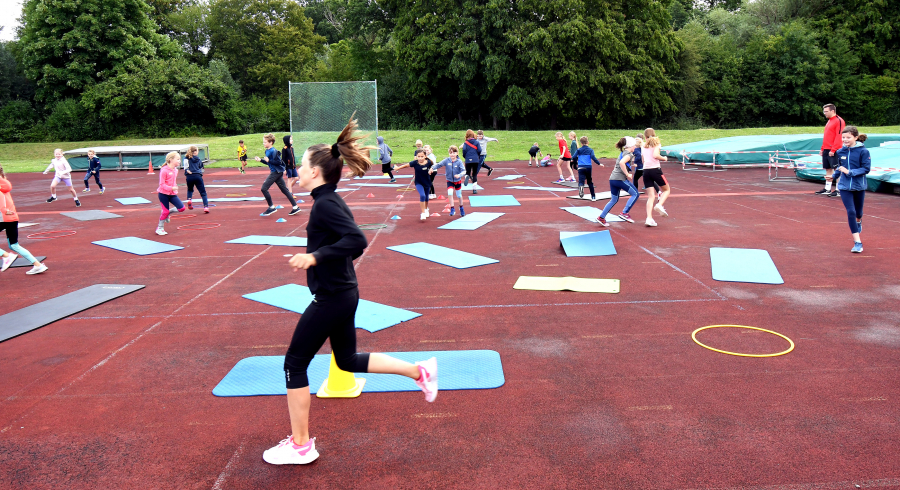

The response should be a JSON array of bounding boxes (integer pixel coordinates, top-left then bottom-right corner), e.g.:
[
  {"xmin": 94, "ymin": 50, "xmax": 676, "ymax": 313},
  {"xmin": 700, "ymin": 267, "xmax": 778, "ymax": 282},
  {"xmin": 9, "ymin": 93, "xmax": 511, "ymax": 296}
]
[
  {"xmin": 642, "ymin": 146, "xmax": 661, "ymax": 169},
  {"xmin": 157, "ymin": 165, "xmax": 179, "ymax": 195}
]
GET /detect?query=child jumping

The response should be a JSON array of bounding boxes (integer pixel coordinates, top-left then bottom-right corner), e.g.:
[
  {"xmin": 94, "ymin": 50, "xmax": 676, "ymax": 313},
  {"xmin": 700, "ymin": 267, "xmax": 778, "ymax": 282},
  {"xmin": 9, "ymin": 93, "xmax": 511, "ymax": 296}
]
[
  {"xmin": 283, "ymin": 135, "xmax": 298, "ymax": 190},
  {"xmin": 237, "ymin": 140, "xmax": 248, "ymax": 174},
  {"xmin": 528, "ymin": 143, "xmax": 543, "ymax": 166},
  {"xmin": 431, "ymin": 145, "xmax": 467, "ymax": 216},
  {"xmin": 263, "ymin": 117, "xmax": 437, "ymax": 465},
  {"xmin": 392, "ymin": 149, "xmax": 434, "ymax": 221},
  {"xmin": 1, "ymin": 165, "xmax": 48, "ymax": 275},
  {"xmin": 555, "ymin": 132, "xmax": 575, "ymax": 182},
  {"xmin": 571, "ymin": 136, "xmax": 605, "ymax": 200},
  {"xmin": 598, "ymin": 137, "xmax": 640, "ymax": 226},
  {"xmin": 183, "ymin": 145, "xmax": 209, "ymax": 213},
  {"xmin": 462, "ymin": 130, "xmax": 482, "ymax": 194},
  {"xmin": 43, "ymin": 149, "xmax": 80, "ymax": 207},
  {"xmin": 476, "ymin": 130, "xmax": 497, "ymax": 176},
  {"xmin": 642, "ymin": 129, "xmax": 671, "ymax": 227},
  {"xmin": 156, "ymin": 152, "xmax": 186, "ymax": 236},
  {"xmin": 377, "ymin": 136, "xmax": 395, "ymax": 182},
  {"xmin": 82, "ymin": 150, "xmax": 104, "ymax": 194},
  {"xmin": 256, "ymin": 133, "xmax": 300, "ymax": 217}
]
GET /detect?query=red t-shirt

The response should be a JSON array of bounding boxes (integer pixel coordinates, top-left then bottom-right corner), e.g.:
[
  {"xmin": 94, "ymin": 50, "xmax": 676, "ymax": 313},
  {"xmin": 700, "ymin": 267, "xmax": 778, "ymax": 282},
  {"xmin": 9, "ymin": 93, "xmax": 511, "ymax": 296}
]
[
  {"xmin": 822, "ymin": 115, "xmax": 845, "ymax": 152},
  {"xmin": 558, "ymin": 138, "xmax": 571, "ymax": 158}
]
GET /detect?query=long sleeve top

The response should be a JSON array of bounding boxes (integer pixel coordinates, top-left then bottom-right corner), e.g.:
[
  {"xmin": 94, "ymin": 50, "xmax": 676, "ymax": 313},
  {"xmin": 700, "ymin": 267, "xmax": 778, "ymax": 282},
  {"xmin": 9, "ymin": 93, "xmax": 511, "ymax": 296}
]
[
  {"xmin": 573, "ymin": 145, "xmax": 601, "ymax": 168},
  {"xmin": 835, "ymin": 143, "xmax": 871, "ymax": 192},
  {"xmin": 0, "ymin": 177, "xmax": 19, "ymax": 223},
  {"xmin": 88, "ymin": 157, "xmax": 102, "ymax": 173},
  {"xmin": 477, "ymin": 136, "xmax": 498, "ymax": 155},
  {"xmin": 283, "ymin": 146, "xmax": 296, "ymax": 170},
  {"xmin": 822, "ymin": 116, "xmax": 846, "ymax": 152},
  {"xmin": 307, "ymin": 183, "xmax": 368, "ymax": 295},
  {"xmin": 157, "ymin": 165, "xmax": 179, "ymax": 195},
  {"xmin": 431, "ymin": 157, "xmax": 466, "ymax": 182},
  {"xmin": 44, "ymin": 158, "xmax": 72, "ymax": 179},
  {"xmin": 184, "ymin": 156, "xmax": 204, "ymax": 175}
]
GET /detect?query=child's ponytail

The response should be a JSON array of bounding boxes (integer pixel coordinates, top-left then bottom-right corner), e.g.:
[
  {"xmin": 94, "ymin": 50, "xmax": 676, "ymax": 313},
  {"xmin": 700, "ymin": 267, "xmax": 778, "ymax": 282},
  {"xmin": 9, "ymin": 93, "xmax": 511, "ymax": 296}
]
[
  {"xmin": 615, "ymin": 137, "xmax": 627, "ymax": 151},
  {"xmin": 842, "ymin": 126, "xmax": 867, "ymax": 142},
  {"xmin": 307, "ymin": 114, "xmax": 375, "ymax": 183}
]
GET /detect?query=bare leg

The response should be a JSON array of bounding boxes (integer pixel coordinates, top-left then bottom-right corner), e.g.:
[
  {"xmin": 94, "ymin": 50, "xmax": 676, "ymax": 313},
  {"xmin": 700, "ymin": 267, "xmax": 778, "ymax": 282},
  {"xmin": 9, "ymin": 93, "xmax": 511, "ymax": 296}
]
[
  {"xmin": 287, "ymin": 387, "xmax": 312, "ymax": 445},
  {"xmin": 556, "ymin": 159, "xmax": 564, "ymax": 179},
  {"xmin": 448, "ymin": 188, "xmax": 454, "ymax": 208},
  {"xmin": 50, "ymin": 184, "xmax": 57, "ymax": 195},
  {"xmin": 657, "ymin": 184, "xmax": 671, "ymax": 207},
  {"xmin": 67, "ymin": 186, "xmax": 78, "ymax": 198},
  {"xmin": 645, "ymin": 187, "xmax": 658, "ymax": 221},
  {"xmin": 367, "ymin": 353, "xmax": 421, "ymax": 378}
]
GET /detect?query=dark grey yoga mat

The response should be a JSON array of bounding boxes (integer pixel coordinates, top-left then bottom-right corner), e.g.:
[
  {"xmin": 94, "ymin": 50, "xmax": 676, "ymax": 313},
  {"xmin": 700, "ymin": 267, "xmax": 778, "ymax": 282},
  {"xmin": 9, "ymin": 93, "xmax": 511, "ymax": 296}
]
[
  {"xmin": 9, "ymin": 256, "xmax": 47, "ymax": 268},
  {"xmin": 0, "ymin": 284, "xmax": 145, "ymax": 343}
]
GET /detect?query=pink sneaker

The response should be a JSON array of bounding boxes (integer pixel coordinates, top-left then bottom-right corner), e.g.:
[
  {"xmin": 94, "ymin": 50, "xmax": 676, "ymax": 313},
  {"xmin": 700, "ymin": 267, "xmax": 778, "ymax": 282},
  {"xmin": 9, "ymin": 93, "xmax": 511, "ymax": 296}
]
[
  {"xmin": 414, "ymin": 357, "xmax": 438, "ymax": 402},
  {"xmin": 263, "ymin": 436, "xmax": 319, "ymax": 465},
  {"xmin": 187, "ymin": 200, "xmax": 193, "ymax": 210},
  {"xmin": 618, "ymin": 212, "xmax": 634, "ymax": 223},
  {"xmin": 203, "ymin": 207, "xmax": 209, "ymax": 213},
  {"xmin": 598, "ymin": 217, "xmax": 609, "ymax": 227}
]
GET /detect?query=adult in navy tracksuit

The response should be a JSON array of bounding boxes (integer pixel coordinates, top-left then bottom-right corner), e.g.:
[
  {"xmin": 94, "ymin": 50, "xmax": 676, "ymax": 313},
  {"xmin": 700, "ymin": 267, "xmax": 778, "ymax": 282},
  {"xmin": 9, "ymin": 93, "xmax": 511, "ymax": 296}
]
[
  {"xmin": 82, "ymin": 150, "xmax": 104, "ymax": 193},
  {"xmin": 183, "ymin": 145, "xmax": 209, "ymax": 212},
  {"xmin": 571, "ymin": 136, "xmax": 605, "ymax": 200},
  {"xmin": 461, "ymin": 129, "xmax": 482, "ymax": 194},
  {"xmin": 834, "ymin": 126, "xmax": 871, "ymax": 253}
]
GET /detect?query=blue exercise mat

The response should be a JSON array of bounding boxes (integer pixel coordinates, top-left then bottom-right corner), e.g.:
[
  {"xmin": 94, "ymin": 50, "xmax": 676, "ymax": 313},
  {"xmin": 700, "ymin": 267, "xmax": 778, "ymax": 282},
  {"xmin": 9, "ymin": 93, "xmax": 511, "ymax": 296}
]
[
  {"xmin": 387, "ymin": 242, "xmax": 498, "ymax": 269},
  {"xmin": 212, "ymin": 349, "xmax": 505, "ymax": 397},
  {"xmin": 709, "ymin": 247, "xmax": 784, "ymax": 284},
  {"xmin": 493, "ymin": 174, "xmax": 525, "ymax": 180},
  {"xmin": 560, "ymin": 231, "xmax": 617, "ymax": 257},
  {"xmin": 468, "ymin": 195, "xmax": 520, "ymax": 207},
  {"xmin": 226, "ymin": 235, "xmax": 307, "ymax": 247},
  {"xmin": 115, "ymin": 197, "xmax": 151, "ymax": 205},
  {"xmin": 438, "ymin": 212, "xmax": 504, "ymax": 230},
  {"xmin": 92, "ymin": 237, "xmax": 183, "ymax": 255},
  {"xmin": 242, "ymin": 284, "xmax": 421, "ymax": 333}
]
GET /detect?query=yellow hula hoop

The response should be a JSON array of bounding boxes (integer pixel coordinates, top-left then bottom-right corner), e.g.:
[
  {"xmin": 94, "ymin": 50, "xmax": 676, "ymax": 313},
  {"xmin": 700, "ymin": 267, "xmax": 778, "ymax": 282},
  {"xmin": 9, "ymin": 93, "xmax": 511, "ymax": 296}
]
[{"xmin": 691, "ymin": 325, "xmax": 795, "ymax": 357}]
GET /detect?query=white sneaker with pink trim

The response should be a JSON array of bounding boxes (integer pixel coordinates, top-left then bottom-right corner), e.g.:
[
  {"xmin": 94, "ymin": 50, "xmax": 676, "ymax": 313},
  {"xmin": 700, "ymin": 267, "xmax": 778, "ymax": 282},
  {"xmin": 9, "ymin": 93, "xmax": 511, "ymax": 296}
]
[
  {"xmin": 414, "ymin": 357, "xmax": 438, "ymax": 402},
  {"xmin": 263, "ymin": 436, "xmax": 319, "ymax": 465}
]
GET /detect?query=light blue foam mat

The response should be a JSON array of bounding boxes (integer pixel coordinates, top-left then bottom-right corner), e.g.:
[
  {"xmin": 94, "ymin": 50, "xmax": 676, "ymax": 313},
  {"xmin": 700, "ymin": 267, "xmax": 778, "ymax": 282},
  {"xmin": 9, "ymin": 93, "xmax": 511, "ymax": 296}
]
[
  {"xmin": 115, "ymin": 197, "xmax": 151, "ymax": 205},
  {"xmin": 560, "ymin": 206, "xmax": 624, "ymax": 223},
  {"xmin": 710, "ymin": 248, "xmax": 784, "ymax": 285},
  {"xmin": 387, "ymin": 242, "xmax": 498, "ymax": 268},
  {"xmin": 92, "ymin": 237, "xmax": 183, "ymax": 255},
  {"xmin": 212, "ymin": 350, "xmax": 505, "ymax": 396},
  {"xmin": 560, "ymin": 231, "xmax": 617, "ymax": 257},
  {"xmin": 468, "ymin": 195, "xmax": 520, "ymax": 207},
  {"xmin": 242, "ymin": 284, "xmax": 421, "ymax": 333},
  {"xmin": 226, "ymin": 235, "xmax": 307, "ymax": 247},
  {"xmin": 438, "ymin": 212, "xmax": 504, "ymax": 230},
  {"xmin": 493, "ymin": 174, "xmax": 524, "ymax": 180}
]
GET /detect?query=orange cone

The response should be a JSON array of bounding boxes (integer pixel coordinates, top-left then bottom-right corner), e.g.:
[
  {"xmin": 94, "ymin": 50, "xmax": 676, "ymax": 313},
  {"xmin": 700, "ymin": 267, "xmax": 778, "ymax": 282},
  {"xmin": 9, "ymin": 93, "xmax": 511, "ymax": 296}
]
[
  {"xmin": 147, "ymin": 159, "xmax": 155, "ymax": 174},
  {"xmin": 438, "ymin": 195, "xmax": 446, "ymax": 200},
  {"xmin": 367, "ymin": 193, "xmax": 375, "ymax": 198},
  {"xmin": 431, "ymin": 213, "xmax": 440, "ymax": 217}
]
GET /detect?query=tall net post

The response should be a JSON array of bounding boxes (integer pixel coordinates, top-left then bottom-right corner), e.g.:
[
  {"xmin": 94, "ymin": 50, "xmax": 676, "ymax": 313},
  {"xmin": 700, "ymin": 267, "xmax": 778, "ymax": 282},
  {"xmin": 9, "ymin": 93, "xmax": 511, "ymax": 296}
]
[{"xmin": 288, "ymin": 81, "xmax": 379, "ymax": 162}]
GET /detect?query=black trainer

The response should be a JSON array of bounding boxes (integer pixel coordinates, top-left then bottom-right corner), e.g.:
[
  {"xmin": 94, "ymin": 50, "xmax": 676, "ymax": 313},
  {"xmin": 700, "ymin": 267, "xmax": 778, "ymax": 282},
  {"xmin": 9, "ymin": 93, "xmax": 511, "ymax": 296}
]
[
  {"xmin": 46, "ymin": 196, "xmax": 57, "ymax": 203},
  {"xmin": 464, "ymin": 175, "xmax": 470, "ymax": 186},
  {"xmin": 814, "ymin": 189, "xmax": 829, "ymax": 195},
  {"xmin": 578, "ymin": 185, "xmax": 584, "ymax": 198},
  {"xmin": 828, "ymin": 190, "xmax": 839, "ymax": 197},
  {"xmin": 261, "ymin": 207, "xmax": 277, "ymax": 216},
  {"xmin": 75, "ymin": 199, "xmax": 81, "ymax": 207},
  {"xmin": 289, "ymin": 207, "xmax": 301, "ymax": 216},
  {"xmin": 487, "ymin": 167, "xmax": 494, "ymax": 176}
]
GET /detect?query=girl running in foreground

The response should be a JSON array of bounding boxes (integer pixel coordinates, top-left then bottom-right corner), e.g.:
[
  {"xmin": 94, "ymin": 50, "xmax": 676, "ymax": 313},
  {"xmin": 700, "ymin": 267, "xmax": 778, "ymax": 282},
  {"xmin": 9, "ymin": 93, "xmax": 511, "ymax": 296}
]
[
  {"xmin": 156, "ymin": 152, "xmax": 186, "ymax": 236},
  {"xmin": 264, "ymin": 118, "xmax": 437, "ymax": 466},
  {"xmin": 834, "ymin": 126, "xmax": 871, "ymax": 253},
  {"xmin": 598, "ymin": 137, "xmax": 640, "ymax": 226},
  {"xmin": 430, "ymin": 145, "xmax": 467, "ymax": 216},
  {"xmin": 0, "ymin": 165, "xmax": 48, "ymax": 274},
  {"xmin": 43, "ymin": 149, "xmax": 80, "ymax": 207},
  {"xmin": 392, "ymin": 149, "xmax": 434, "ymax": 221},
  {"xmin": 641, "ymin": 129, "xmax": 671, "ymax": 227}
]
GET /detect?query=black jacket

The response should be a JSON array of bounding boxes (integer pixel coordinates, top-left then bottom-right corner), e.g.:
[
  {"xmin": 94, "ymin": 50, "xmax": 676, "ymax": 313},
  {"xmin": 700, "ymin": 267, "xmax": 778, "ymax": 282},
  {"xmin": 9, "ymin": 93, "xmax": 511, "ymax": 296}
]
[{"xmin": 307, "ymin": 183, "xmax": 368, "ymax": 294}]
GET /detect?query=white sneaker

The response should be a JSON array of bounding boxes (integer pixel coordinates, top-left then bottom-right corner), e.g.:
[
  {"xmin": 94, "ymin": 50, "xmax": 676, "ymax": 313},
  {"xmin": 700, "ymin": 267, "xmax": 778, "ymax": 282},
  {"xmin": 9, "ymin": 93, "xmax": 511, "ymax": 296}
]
[
  {"xmin": 654, "ymin": 204, "xmax": 668, "ymax": 217},
  {"xmin": 645, "ymin": 219, "xmax": 658, "ymax": 227},
  {"xmin": 156, "ymin": 228, "xmax": 168, "ymax": 236},
  {"xmin": 429, "ymin": 194, "xmax": 436, "ymax": 199},
  {"xmin": 26, "ymin": 263, "xmax": 48, "ymax": 275},
  {"xmin": 263, "ymin": 436, "xmax": 319, "ymax": 465},
  {"xmin": 420, "ymin": 212, "xmax": 426, "ymax": 221},
  {"xmin": 1, "ymin": 253, "xmax": 17, "ymax": 272},
  {"xmin": 414, "ymin": 357, "xmax": 438, "ymax": 402}
]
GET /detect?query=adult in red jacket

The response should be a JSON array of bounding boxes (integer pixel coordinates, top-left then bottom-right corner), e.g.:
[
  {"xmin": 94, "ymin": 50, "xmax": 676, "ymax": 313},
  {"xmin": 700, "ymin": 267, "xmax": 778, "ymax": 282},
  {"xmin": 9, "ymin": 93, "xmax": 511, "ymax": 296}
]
[{"xmin": 815, "ymin": 103, "xmax": 845, "ymax": 196}]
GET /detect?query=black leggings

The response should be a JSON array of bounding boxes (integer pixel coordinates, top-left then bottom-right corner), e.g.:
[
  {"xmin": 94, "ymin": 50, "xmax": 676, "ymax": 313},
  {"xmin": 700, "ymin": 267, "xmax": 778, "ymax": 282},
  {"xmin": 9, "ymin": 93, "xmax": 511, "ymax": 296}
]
[
  {"xmin": 577, "ymin": 167, "xmax": 595, "ymax": 197},
  {"xmin": 839, "ymin": 189, "xmax": 865, "ymax": 234},
  {"xmin": 465, "ymin": 161, "xmax": 479, "ymax": 183},
  {"xmin": 284, "ymin": 289, "xmax": 370, "ymax": 389},
  {"xmin": 83, "ymin": 171, "xmax": 102, "ymax": 189},
  {"xmin": 261, "ymin": 171, "xmax": 297, "ymax": 208},
  {"xmin": 185, "ymin": 174, "xmax": 208, "ymax": 207},
  {"xmin": 382, "ymin": 162, "xmax": 393, "ymax": 178}
]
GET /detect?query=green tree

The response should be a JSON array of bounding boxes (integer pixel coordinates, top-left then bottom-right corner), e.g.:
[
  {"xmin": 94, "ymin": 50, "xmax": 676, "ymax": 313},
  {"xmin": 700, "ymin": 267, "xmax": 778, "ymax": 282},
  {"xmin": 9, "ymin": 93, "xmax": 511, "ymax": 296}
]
[
  {"xmin": 208, "ymin": 0, "xmax": 325, "ymax": 96},
  {"xmin": 0, "ymin": 42, "xmax": 36, "ymax": 107},
  {"xmin": 17, "ymin": 0, "xmax": 180, "ymax": 103}
]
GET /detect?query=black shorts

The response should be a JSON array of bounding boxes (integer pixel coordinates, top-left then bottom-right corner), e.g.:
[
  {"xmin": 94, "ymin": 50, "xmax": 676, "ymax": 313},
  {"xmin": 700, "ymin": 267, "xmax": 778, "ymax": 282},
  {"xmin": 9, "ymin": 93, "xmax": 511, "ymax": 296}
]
[
  {"xmin": 528, "ymin": 150, "xmax": 538, "ymax": 157},
  {"xmin": 642, "ymin": 168, "xmax": 668, "ymax": 188},
  {"xmin": 822, "ymin": 153, "xmax": 839, "ymax": 170},
  {"xmin": 447, "ymin": 180, "xmax": 462, "ymax": 190},
  {"xmin": 240, "ymin": 156, "xmax": 248, "ymax": 162},
  {"xmin": 560, "ymin": 157, "xmax": 571, "ymax": 162}
]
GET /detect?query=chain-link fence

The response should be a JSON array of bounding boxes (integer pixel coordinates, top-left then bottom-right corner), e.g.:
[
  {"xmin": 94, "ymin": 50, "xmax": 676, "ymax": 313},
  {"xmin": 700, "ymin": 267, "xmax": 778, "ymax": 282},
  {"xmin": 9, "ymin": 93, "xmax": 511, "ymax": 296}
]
[{"xmin": 289, "ymin": 81, "xmax": 379, "ymax": 160}]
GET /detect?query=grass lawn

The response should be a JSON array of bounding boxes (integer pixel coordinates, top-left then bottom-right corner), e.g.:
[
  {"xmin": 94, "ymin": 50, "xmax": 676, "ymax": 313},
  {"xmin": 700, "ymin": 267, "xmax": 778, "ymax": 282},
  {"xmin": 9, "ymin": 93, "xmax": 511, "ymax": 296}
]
[{"xmin": 3, "ymin": 125, "xmax": 899, "ymax": 173}]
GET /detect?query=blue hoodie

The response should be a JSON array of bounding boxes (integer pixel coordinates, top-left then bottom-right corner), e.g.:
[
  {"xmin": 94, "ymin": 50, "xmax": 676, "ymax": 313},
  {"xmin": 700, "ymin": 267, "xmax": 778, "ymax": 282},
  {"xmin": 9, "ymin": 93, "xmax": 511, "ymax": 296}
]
[
  {"xmin": 431, "ymin": 156, "xmax": 465, "ymax": 182},
  {"xmin": 572, "ymin": 145, "xmax": 601, "ymax": 168},
  {"xmin": 88, "ymin": 156, "xmax": 101, "ymax": 173},
  {"xmin": 835, "ymin": 142, "xmax": 871, "ymax": 192},
  {"xmin": 184, "ymin": 155, "xmax": 204, "ymax": 175},
  {"xmin": 377, "ymin": 136, "xmax": 392, "ymax": 164}
]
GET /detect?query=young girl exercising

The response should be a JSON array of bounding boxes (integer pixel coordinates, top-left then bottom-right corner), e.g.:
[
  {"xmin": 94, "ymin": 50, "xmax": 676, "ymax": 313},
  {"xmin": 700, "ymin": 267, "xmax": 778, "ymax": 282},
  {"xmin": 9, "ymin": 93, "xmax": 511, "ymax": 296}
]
[
  {"xmin": 598, "ymin": 137, "xmax": 640, "ymax": 226},
  {"xmin": 283, "ymin": 135, "xmax": 299, "ymax": 190},
  {"xmin": 641, "ymin": 130, "xmax": 670, "ymax": 227},
  {"xmin": 834, "ymin": 126, "xmax": 871, "ymax": 253},
  {"xmin": 263, "ymin": 117, "xmax": 437, "ymax": 466},
  {"xmin": 430, "ymin": 145, "xmax": 467, "ymax": 216},
  {"xmin": 183, "ymin": 146, "xmax": 209, "ymax": 213},
  {"xmin": 0, "ymin": 165, "xmax": 48, "ymax": 275},
  {"xmin": 156, "ymin": 152, "xmax": 186, "ymax": 236},
  {"xmin": 43, "ymin": 149, "xmax": 80, "ymax": 207},
  {"xmin": 392, "ymin": 149, "xmax": 434, "ymax": 221}
]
